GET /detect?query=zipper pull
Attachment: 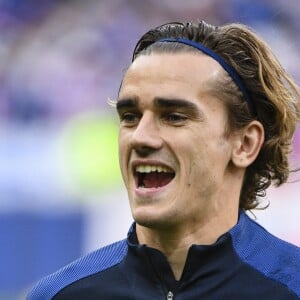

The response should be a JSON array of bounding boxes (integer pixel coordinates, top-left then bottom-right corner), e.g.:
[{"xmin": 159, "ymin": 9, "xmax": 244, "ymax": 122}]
[{"xmin": 167, "ymin": 291, "xmax": 174, "ymax": 300}]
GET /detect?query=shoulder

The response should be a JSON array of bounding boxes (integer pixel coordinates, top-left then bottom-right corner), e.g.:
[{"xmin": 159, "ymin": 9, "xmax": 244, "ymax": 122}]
[
  {"xmin": 230, "ymin": 212, "xmax": 300, "ymax": 297},
  {"xmin": 27, "ymin": 239, "xmax": 128, "ymax": 300}
]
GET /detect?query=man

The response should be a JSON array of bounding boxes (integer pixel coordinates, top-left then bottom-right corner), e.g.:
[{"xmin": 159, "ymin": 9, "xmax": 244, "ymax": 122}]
[{"xmin": 28, "ymin": 21, "xmax": 300, "ymax": 299}]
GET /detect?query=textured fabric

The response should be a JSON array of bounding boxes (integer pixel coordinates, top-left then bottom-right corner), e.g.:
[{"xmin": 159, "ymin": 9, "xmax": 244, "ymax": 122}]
[
  {"xmin": 27, "ymin": 240, "xmax": 128, "ymax": 299},
  {"xmin": 27, "ymin": 212, "xmax": 300, "ymax": 299},
  {"xmin": 230, "ymin": 213, "xmax": 300, "ymax": 297}
]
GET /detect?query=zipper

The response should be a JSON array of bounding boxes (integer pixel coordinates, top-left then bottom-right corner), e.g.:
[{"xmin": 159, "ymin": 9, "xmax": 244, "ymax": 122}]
[{"xmin": 167, "ymin": 291, "xmax": 174, "ymax": 300}]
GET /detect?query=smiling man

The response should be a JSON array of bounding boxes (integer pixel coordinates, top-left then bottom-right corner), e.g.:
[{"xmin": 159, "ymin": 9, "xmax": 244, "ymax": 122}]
[{"xmin": 28, "ymin": 21, "xmax": 300, "ymax": 299}]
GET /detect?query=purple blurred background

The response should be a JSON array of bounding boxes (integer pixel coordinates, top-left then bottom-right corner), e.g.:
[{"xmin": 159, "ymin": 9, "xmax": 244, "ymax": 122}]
[{"xmin": 0, "ymin": 0, "xmax": 299, "ymax": 298}]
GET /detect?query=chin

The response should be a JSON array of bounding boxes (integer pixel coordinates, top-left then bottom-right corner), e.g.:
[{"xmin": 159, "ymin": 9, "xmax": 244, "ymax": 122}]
[
  {"xmin": 132, "ymin": 209, "xmax": 176, "ymax": 230},
  {"xmin": 133, "ymin": 210, "xmax": 156, "ymax": 227}
]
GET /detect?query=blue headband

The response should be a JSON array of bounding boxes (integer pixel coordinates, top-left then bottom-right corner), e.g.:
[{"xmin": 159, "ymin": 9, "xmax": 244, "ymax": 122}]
[{"xmin": 158, "ymin": 38, "xmax": 256, "ymax": 115}]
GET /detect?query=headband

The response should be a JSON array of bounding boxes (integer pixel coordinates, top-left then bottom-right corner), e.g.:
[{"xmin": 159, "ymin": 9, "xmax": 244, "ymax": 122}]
[{"xmin": 158, "ymin": 38, "xmax": 256, "ymax": 115}]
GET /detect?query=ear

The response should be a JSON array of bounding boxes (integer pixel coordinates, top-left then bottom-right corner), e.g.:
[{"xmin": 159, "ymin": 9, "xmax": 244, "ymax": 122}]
[{"xmin": 231, "ymin": 121, "xmax": 265, "ymax": 168}]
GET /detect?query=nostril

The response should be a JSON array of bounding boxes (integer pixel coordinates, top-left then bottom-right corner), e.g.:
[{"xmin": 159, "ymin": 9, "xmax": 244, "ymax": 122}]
[{"xmin": 134, "ymin": 146, "xmax": 156, "ymax": 157}]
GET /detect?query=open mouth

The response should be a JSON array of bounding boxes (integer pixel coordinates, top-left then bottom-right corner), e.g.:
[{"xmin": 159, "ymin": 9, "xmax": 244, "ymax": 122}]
[{"xmin": 134, "ymin": 165, "xmax": 175, "ymax": 189}]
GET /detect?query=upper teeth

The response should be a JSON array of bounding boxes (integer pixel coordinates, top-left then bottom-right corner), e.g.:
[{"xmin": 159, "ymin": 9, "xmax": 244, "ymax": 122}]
[{"xmin": 136, "ymin": 165, "xmax": 172, "ymax": 173}]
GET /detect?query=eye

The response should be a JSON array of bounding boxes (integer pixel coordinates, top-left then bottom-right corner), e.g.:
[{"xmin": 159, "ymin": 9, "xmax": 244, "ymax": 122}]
[
  {"xmin": 163, "ymin": 113, "xmax": 188, "ymax": 125},
  {"xmin": 119, "ymin": 112, "xmax": 140, "ymax": 126}
]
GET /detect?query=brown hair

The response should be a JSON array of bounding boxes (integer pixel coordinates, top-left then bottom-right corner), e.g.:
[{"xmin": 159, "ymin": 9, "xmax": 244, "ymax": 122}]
[{"xmin": 132, "ymin": 21, "xmax": 300, "ymax": 210}]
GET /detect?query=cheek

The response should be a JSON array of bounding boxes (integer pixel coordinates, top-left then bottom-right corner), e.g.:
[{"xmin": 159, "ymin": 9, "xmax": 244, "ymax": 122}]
[
  {"xmin": 182, "ymin": 142, "xmax": 218, "ymax": 184},
  {"xmin": 178, "ymin": 145, "xmax": 207, "ymax": 187}
]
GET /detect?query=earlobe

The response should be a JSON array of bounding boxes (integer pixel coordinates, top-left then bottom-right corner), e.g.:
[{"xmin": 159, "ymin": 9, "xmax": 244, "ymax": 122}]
[{"xmin": 231, "ymin": 121, "xmax": 265, "ymax": 168}]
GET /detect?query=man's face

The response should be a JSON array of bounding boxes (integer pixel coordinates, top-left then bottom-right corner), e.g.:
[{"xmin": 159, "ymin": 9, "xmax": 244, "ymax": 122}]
[{"xmin": 117, "ymin": 53, "xmax": 238, "ymax": 229}]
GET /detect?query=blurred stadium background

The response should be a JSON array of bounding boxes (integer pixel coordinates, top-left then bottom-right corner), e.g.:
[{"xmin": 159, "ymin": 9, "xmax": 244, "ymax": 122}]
[{"xmin": 0, "ymin": 0, "xmax": 299, "ymax": 298}]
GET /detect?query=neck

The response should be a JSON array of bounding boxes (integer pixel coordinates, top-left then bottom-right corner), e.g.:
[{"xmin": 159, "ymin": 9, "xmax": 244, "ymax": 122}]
[{"xmin": 136, "ymin": 209, "xmax": 239, "ymax": 280}]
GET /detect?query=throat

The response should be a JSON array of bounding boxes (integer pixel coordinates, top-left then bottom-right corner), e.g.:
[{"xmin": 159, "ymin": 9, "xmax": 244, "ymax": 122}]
[{"xmin": 139, "ymin": 172, "xmax": 174, "ymax": 188}]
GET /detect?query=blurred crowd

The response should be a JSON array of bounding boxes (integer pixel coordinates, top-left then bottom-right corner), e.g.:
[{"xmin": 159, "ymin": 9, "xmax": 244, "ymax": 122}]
[
  {"xmin": 0, "ymin": 0, "xmax": 299, "ymax": 298},
  {"xmin": 0, "ymin": 0, "xmax": 300, "ymax": 124}
]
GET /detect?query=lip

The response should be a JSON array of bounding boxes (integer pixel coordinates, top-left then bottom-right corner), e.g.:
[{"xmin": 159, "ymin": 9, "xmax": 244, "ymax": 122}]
[{"xmin": 135, "ymin": 184, "xmax": 171, "ymax": 198}]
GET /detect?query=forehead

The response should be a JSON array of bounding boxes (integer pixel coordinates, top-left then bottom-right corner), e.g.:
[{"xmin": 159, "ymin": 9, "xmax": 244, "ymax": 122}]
[{"xmin": 119, "ymin": 53, "xmax": 224, "ymax": 100}]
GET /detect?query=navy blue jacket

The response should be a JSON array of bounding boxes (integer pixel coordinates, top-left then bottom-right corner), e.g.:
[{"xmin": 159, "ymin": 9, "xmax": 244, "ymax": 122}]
[{"xmin": 27, "ymin": 212, "xmax": 300, "ymax": 299}]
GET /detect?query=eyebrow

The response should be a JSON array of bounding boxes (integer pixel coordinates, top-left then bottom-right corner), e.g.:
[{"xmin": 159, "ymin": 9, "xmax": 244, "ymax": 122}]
[
  {"xmin": 116, "ymin": 96, "xmax": 202, "ymax": 118},
  {"xmin": 153, "ymin": 97, "xmax": 199, "ymax": 112},
  {"xmin": 116, "ymin": 97, "xmax": 139, "ymax": 112}
]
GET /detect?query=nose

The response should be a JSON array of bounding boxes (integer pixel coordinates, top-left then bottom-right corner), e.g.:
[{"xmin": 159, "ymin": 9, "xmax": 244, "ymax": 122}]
[{"xmin": 130, "ymin": 113, "xmax": 163, "ymax": 156}]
